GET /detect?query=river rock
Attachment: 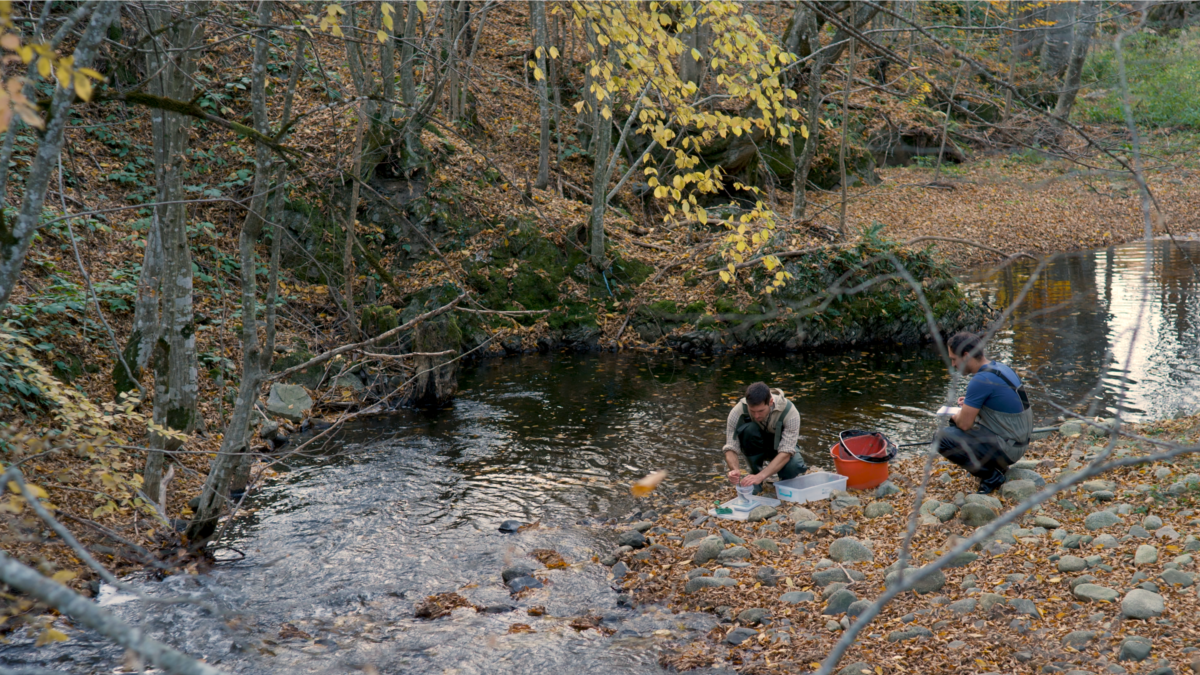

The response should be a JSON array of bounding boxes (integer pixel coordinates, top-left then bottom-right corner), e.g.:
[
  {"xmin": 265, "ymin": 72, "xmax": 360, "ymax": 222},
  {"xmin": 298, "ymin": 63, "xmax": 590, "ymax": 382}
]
[
  {"xmin": 960, "ymin": 503, "xmax": 998, "ymax": 526},
  {"xmin": 948, "ymin": 598, "xmax": 977, "ymax": 615},
  {"xmin": 780, "ymin": 591, "xmax": 815, "ymax": 604},
  {"xmin": 964, "ymin": 493, "xmax": 1003, "ymax": 509},
  {"xmin": 933, "ymin": 503, "xmax": 958, "ymax": 522},
  {"xmin": 1008, "ymin": 598, "xmax": 1039, "ymax": 617},
  {"xmin": 886, "ymin": 568, "xmax": 945, "ymax": 594},
  {"xmin": 1091, "ymin": 489, "xmax": 1115, "ymax": 501},
  {"xmin": 823, "ymin": 589, "xmax": 858, "ymax": 615},
  {"xmin": 887, "ymin": 626, "xmax": 933, "ymax": 642},
  {"xmin": 1135, "ymin": 545, "xmax": 1159, "ymax": 564},
  {"xmin": 502, "ymin": 563, "xmax": 535, "ymax": 583},
  {"xmin": 1035, "ymin": 515, "xmax": 1062, "ymax": 529},
  {"xmin": 1060, "ymin": 420, "xmax": 1085, "ymax": 436},
  {"xmin": 753, "ymin": 538, "xmax": 779, "ymax": 554},
  {"xmin": 789, "ymin": 506, "xmax": 819, "ymax": 523},
  {"xmin": 946, "ymin": 551, "xmax": 979, "ymax": 568},
  {"xmin": 507, "ymin": 576, "xmax": 543, "ymax": 593},
  {"xmin": 1082, "ymin": 479, "xmax": 1117, "ymax": 493},
  {"xmin": 831, "ymin": 491, "xmax": 861, "ymax": 510},
  {"xmin": 1006, "ymin": 468, "xmax": 1046, "ymax": 487},
  {"xmin": 821, "ymin": 582, "xmax": 849, "ymax": 600},
  {"xmin": 980, "ymin": 593, "xmax": 1006, "ymax": 612},
  {"xmin": 795, "ymin": 520, "xmax": 824, "ymax": 534},
  {"xmin": 864, "ymin": 502, "xmax": 894, "ymax": 519},
  {"xmin": 1144, "ymin": 515, "xmax": 1164, "ymax": 530},
  {"xmin": 838, "ymin": 662, "xmax": 874, "ymax": 675},
  {"xmin": 687, "ymin": 568, "xmax": 711, "ymax": 579},
  {"xmin": 829, "ymin": 537, "xmax": 874, "ymax": 563},
  {"xmin": 1085, "ymin": 510, "xmax": 1122, "ymax": 530},
  {"xmin": 846, "ymin": 600, "xmax": 872, "ymax": 618},
  {"xmin": 919, "ymin": 499, "xmax": 940, "ymax": 515},
  {"xmin": 266, "ymin": 384, "xmax": 313, "ymax": 422},
  {"xmin": 724, "ymin": 626, "xmax": 758, "ymax": 645},
  {"xmin": 718, "ymin": 546, "xmax": 751, "ymax": 561},
  {"xmin": 683, "ymin": 529, "xmax": 708, "ymax": 547},
  {"xmin": 693, "ymin": 536, "xmax": 725, "ymax": 564},
  {"xmin": 747, "ymin": 505, "xmax": 777, "ymax": 522},
  {"xmin": 1063, "ymin": 630, "xmax": 1098, "ymax": 648},
  {"xmin": 685, "ymin": 576, "xmax": 737, "ymax": 594},
  {"xmin": 611, "ymin": 562, "xmax": 628, "ymax": 579},
  {"xmin": 1118, "ymin": 636, "xmax": 1154, "ymax": 662},
  {"xmin": 1129, "ymin": 525, "xmax": 1152, "ymax": 539},
  {"xmin": 630, "ymin": 520, "xmax": 655, "ymax": 533},
  {"xmin": 1121, "ymin": 589, "xmax": 1165, "ymax": 619},
  {"xmin": 498, "ymin": 519, "xmax": 526, "ymax": 534},
  {"xmin": 1093, "ymin": 534, "xmax": 1119, "ymax": 549},
  {"xmin": 1160, "ymin": 569, "xmax": 1195, "ymax": 587},
  {"xmin": 1074, "ymin": 583, "xmax": 1120, "ymax": 602},
  {"xmin": 719, "ymin": 528, "xmax": 744, "ymax": 545},
  {"xmin": 618, "ymin": 530, "xmax": 647, "ymax": 549},
  {"xmin": 1000, "ymin": 479, "xmax": 1037, "ymax": 501},
  {"xmin": 876, "ymin": 481, "xmax": 902, "ymax": 497},
  {"xmin": 737, "ymin": 608, "xmax": 770, "ymax": 625},
  {"xmin": 812, "ymin": 568, "xmax": 865, "ymax": 587},
  {"xmin": 1058, "ymin": 555, "xmax": 1087, "ymax": 572}
]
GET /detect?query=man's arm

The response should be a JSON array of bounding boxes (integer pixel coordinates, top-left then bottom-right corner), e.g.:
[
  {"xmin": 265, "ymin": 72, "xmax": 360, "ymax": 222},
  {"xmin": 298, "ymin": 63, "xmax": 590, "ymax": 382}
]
[
  {"xmin": 741, "ymin": 452, "xmax": 791, "ymax": 486},
  {"xmin": 723, "ymin": 403, "xmax": 743, "ymax": 483},
  {"xmin": 952, "ymin": 405, "xmax": 980, "ymax": 431}
]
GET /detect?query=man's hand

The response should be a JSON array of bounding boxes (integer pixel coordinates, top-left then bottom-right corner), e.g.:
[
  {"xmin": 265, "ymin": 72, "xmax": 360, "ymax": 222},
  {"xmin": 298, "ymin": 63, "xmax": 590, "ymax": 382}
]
[
  {"xmin": 957, "ymin": 396, "xmax": 965, "ymax": 406},
  {"xmin": 739, "ymin": 473, "xmax": 766, "ymax": 487},
  {"xmin": 727, "ymin": 468, "xmax": 742, "ymax": 484}
]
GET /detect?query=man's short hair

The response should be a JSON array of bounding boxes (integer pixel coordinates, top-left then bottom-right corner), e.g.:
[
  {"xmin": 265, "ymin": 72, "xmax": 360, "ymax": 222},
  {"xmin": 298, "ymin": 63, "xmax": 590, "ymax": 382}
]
[
  {"xmin": 947, "ymin": 331, "xmax": 986, "ymax": 359},
  {"xmin": 746, "ymin": 382, "xmax": 772, "ymax": 406}
]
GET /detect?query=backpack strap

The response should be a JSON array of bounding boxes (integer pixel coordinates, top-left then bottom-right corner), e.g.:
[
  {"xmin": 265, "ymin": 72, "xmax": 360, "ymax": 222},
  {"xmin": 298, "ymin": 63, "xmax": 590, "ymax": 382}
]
[
  {"xmin": 772, "ymin": 400, "xmax": 793, "ymax": 452},
  {"xmin": 978, "ymin": 363, "xmax": 1031, "ymax": 411}
]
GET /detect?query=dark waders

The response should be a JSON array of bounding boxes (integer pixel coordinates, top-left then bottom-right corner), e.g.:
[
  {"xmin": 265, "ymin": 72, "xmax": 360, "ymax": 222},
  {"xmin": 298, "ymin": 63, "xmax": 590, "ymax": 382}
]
[{"xmin": 735, "ymin": 402, "xmax": 807, "ymax": 495}]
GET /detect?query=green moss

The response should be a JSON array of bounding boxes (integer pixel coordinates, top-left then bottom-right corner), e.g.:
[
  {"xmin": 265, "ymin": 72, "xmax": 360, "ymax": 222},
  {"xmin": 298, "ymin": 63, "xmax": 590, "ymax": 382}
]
[
  {"xmin": 645, "ymin": 300, "xmax": 678, "ymax": 315},
  {"xmin": 271, "ymin": 350, "xmax": 324, "ymax": 389}
]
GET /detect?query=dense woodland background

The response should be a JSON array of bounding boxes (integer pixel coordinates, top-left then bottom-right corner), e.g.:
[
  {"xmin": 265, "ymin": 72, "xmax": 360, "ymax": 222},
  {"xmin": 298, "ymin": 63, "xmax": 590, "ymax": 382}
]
[{"xmin": 0, "ymin": 1, "xmax": 1199, "ymax": 672}]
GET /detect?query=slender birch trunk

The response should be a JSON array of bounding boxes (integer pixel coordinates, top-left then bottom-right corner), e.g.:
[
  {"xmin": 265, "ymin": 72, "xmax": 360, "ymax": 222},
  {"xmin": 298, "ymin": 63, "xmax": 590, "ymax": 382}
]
[{"xmin": 532, "ymin": 0, "xmax": 551, "ymax": 189}]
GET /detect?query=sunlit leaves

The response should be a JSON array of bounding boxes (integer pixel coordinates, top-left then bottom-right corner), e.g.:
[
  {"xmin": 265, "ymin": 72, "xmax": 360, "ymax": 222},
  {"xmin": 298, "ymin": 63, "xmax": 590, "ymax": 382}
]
[{"xmin": 35, "ymin": 627, "xmax": 69, "ymax": 647}]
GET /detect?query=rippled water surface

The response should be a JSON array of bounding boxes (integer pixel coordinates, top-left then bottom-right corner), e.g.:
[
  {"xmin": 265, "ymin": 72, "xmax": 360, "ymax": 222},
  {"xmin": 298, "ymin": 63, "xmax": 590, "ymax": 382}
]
[{"xmin": 4, "ymin": 240, "xmax": 1199, "ymax": 674}]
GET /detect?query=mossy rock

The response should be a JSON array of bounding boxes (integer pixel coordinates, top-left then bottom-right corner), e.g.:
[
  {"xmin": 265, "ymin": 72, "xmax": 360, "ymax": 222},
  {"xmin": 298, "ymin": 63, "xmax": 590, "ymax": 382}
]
[
  {"xmin": 52, "ymin": 351, "xmax": 83, "ymax": 384},
  {"xmin": 271, "ymin": 350, "xmax": 325, "ymax": 389},
  {"xmin": 360, "ymin": 304, "xmax": 401, "ymax": 350}
]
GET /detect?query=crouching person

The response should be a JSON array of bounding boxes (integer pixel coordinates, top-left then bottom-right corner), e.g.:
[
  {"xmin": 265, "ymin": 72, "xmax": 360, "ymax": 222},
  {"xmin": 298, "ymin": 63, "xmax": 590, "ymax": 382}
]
[{"xmin": 723, "ymin": 382, "xmax": 807, "ymax": 495}]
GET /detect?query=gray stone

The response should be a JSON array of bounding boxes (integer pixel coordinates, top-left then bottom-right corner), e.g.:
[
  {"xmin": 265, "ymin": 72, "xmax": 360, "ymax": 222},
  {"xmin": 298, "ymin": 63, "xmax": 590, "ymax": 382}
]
[
  {"xmin": 1092, "ymin": 490, "xmax": 1116, "ymax": 501},
  {"xmin": 1058, "ymin": 556, "xmax": 1088, "ymax": 572},
  {"xmin": 618, "ymin": 530, "xmax": 647, "ymax": 549},
  {"xmin": 1118, "ymin": 636, "xmax": 1153, "ymax": 662},
  {"xmin": 1156, "ymin": 526, "xmax": 1181, "ymax": 541},
  {"xmin": 1144, "ymin": 515, "xmax": 1164, "ymax": 531},
  {"xmin": 737, "ymin": 608, "xmax": 770, "ymax": 625},
  {"xmin": 685, "ymin": 576, "xmax": 737, "ymax": 594},
  {"xmin": 887, "ymin": 626, "xmax": 933, "ymax": 642},
  {"xmin": 1062, "ymin": 534, "xmax": 1084, "ymax": 549},
  {"xmin": 725, "ymin": 626, "xmax": 758, "ymax": 645},
  {"xmin": 829, "ymin": 537, "xmax": 874, "ymax": 563},
  {"xmin": 980, "ymin": 593, "xmax": 1006, "ymax": 612},
  {"xmin": 831, "ymin": 491, "xmax": 861, "ymax": 511},
  {"xmin": 919, "ymin": 499, "xmax": 941, "ymax": 515},
  {"xmin": 933, "ymin": 503, "xmax": 959, "ymax": 522},
  {"xmin": 838, "ymin": 663, "xmax": 874, "ymax": 675},
  {"xmin": 1121, "ymin": 589, "xmax": 1164, "ymax": 619},
  {"xmin": 948, "ymin": 598, "xmax": 977, "ymax": 615},
  {"xmin": 1001, "ymin": 479, "xmax": 1038, "ymax": 501},
  {"xmin": 683, "ymin": 529, "xmax": 708, "ymax": 547},
  {"xmin": 812, "ymin": 568, "xmax": 865, "ymax": 586},
  {"xmin": 611, "ymin": 562, "xmax": 628, "ymax": 578},
  {"xmin": 1085, "ymin": 511, "xmax": 1122, "ymax": 530},
  {"xmin": 748, "ymin": 505, "xmax": 777, "ymax": 522},
  {"xmin": 825, "ymin": 620, "xmax": 842, "ymax": 631},
  {"xmin": 717, "ymin": 546, "xmax": 751, "ymax": 562},
  {"xmin": 823, "ymin": 589, "xmax": 858, "ymax": 615},
  {"xmin": 780, "ymin": 591, "xmax": 814, "ymax": 604},
  {"xmin": 886, "ymin": 568, "xmax": 945, "ymax": 594},
  {"xmin": 1036, "ymin": 516, "xmax": 1062, "ymax": 529},
  {"xmin": 507, "ymin": 576, "xmax": 543, "ymax": 593},
  {"xmin": 846, "ymin": 600, "xmax": 871, "ymax": 618},
  {"xmin": 1082, "ymin": 479, "xmax": 1117, "ymax": 493},
  {"xmin": 876, "ymin": 481, "xmax": 902, "ymax": 497},
  {"xmin": 693, "ymin": 536, "xmax": 725, "ymax": 564},
  {"xmin": 686, "ymin": 568, "xmax": 711, "ymax": 579},
  {"xmin": 502, "ymin": 563, "xmax": 535, "ymax": 583},
  {"xmin": 1135, "ymin": 545, "xmax": 1159, "ymax": 565},
  {"xmin": 266, "ymin": 384, "xmax": 313, "ymax": 422},
  {"xmin": 864, "ymin": 502, "xmax": 894, "ymax": 519},
  {"xmin": 821, "ymin": 582, "xmax": 849, "ymax": 600},
  {"xmin": 1008, "ymin": 598, "xmax": 1040, "ymax": 617},
  {"xmin": 831, "ymin": 522, "xmax": 858, "ymax": 536},
  {"xmin": 960, "ymin": 503, "xmax": 999, "ymax": 526},
  {"xmin": 720, "ymin": 528, "xmax": 745, "ymax": 545},
  {"xmin": 946, "ymin": 552, "xmax": 979, "ymax": 568},
  {"xmin": 964, "ymin": 493, "xmax": 1003, "ymax": 509},
  {"xmin": 794, "ymin": 520, "xmax": 824, "ymax": 534},
  {"xmin": 1007, "ymin": 468, "xmax": 1047, "ymax": 487},
  {"xmin": 1063, "ymin": 630, "xmax": 1098, "ymax": 648},
  {"xmin": 630, "ymin": 520, "xmax": 655, "ymax": 533},
  {"xmin": 789, "ymin": 506, "xmax": 819, "ymax": 523},
  {"xmin": 753, "ymin": 538, "xmax": 779, "ymax": 554},
  {"xmin": 1074, "ymin": 583, "xmax": 1119, "ymax": 602},
  {"xmin": 1159, "ymin": 569, "xmax": 1195, "ymax": 588},
  {"xmin": 1093, "ymin": 534, "xmax": 1120, "ymax": 549},
  {"xmin": 1129, "ymin": 526, "xmax": 1153, "ymax": 539},
  {"xmin": 755, "ymin": 566, "xmax": 778, "ymax": 587}
]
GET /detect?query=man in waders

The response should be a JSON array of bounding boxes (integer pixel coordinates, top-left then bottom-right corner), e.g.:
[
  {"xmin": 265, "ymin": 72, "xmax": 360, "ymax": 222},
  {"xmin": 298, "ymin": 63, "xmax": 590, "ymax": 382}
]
[
  {"xmin": 939, "ymin": 332, "xmax": 1034, "ymax": 494},
  {"xmin": 723, "ymin": 382, "xmax": 807, "ymax": 494}
]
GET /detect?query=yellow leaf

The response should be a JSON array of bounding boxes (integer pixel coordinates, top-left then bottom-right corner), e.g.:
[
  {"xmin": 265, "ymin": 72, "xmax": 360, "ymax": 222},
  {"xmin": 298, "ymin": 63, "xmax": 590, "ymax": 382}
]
[
  {"xmin": 417, "ymin": 0, "xmax": 428, "ymax": 16},
  {"xmin": 764, "ymin": 256, "xmax": 778, "ymax": 271},
  {"xmin": 719, "ymin": 271, "xmax": 731, "ymax": 283},
  {"xmin": 535, "ymin": 46, "xmax": 544, "ymax": 59},
  {"xmin": 800, "ymin": 124, "xmax": 809, "ymax": 139},
  {"xmin": 36, "ymin": 627, "xmax": 69, "ymax": 646},
  {"xmin": 573, "ymin": 100, "xmax": 586, "ymax": 113},
  {"xmin": 691, "ymin": 48, "xmax": 701, "ymax": 61},
  {"xmin": 51, "ymin": 570, "xmax": 76, "ymax": 584},
  {"xmin": 73, "ymin": 72, "xmax": 92, "ymax": 101},
  {"xmin": 600, "ymin": 105, "xmax": 611, "ymax": 119},
  {"xmin": 17, "ymin": 44, "xmax": 32, "ymax": 62},
  {"xmin": 376, "ymin": 29, "xmax": 387, "ymax": 43},
  {"xmin": 36, "ymin": 55, "xmax": 51, "ymax": 78},
  {"xmin": 533, "ymin": 66, "xmax": 544, "ymax": 81},
  {"xmin": 631, "ymin": 470, "xmax": 667, "ymax": 497},
  {"xmin": 672, "ymin": 175, "xmax": 684, "ymax": 190},
  {"xmin": 549, "ymin": 46, "xmax": 559, "ymax": 59}
]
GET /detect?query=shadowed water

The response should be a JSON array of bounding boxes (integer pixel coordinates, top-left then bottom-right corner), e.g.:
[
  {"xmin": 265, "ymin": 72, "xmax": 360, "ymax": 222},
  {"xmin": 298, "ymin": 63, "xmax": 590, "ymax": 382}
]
[{"xmin": 4, "ymin": 240, "xmax": 1198, "ymax": 673}]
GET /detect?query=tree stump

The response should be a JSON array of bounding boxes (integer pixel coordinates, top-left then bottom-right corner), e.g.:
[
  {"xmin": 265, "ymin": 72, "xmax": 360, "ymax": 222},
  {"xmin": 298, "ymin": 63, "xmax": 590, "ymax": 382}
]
[{"xmin": 401, "ymin": 316, "xmax": 460, "ymax": 408}]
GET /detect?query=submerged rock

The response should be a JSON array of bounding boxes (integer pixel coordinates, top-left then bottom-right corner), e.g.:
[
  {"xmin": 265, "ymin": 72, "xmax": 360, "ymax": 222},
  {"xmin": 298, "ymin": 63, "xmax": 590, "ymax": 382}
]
[
  {"xmin": 498, "ymin": 520, "xmax": 526, "ymax": 534},
  {"xmin": 266, "ymin": 384, "xmax": 312, "ymax": 422}
]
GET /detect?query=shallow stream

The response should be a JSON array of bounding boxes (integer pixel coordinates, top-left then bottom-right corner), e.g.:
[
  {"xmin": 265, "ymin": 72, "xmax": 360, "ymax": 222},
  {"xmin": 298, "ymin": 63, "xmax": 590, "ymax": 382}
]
[{"xmin": 4, "ymin": 239, "xmax": 1199, "ymax": 674}]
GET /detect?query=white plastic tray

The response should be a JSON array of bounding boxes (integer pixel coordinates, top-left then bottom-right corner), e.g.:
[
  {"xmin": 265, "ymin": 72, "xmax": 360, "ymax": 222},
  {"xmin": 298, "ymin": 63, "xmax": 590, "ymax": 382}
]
[
  {"xmin": 774, "ymin": 472, "xmax": 847, "ymax": 504},
  {"xmin": 707, "ymin": 494, "xmax": 781, "ymax": 521}
]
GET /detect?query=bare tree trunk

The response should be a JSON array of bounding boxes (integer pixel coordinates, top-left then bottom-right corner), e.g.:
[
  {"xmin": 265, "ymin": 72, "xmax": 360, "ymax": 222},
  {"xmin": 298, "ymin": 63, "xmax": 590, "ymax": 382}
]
[
  {"xmin": 838, "ymin": 38, "xmax": 854, "ymax": 239},
  {"xmin": 587, "ymin": 33, "xmax": 614, "ymax": 267},
  {"xmin": 1053, "ymin": 0, "xmax": 1100, "ymax": 125},
  {"xmin": 142, "ymin": 1, "xmax": 206, "ymax": 506},
  {"xmin": 400, "ymin": 0, "xmax": 419, "ymax": 107},
  {"xmin": 680, "ymin": 3, "xmax": 709, "ymax": 86},
  {"xmin": 343, "ymin": 107, "xmax": 365, "ymax": 339},
  {"xmin": 443, "ymin": 0, "xmax": 460, "ymax": 120},
  {"xmin": 550, "ymin": 13, "xmax": 564, "ymax": 164},
  {"xmin": 0, "ymin": 2, "xmax": 120, "ymax": 311},
  {"xmin": 115, "ymin": 215, "xmax": 162, "ymax": 397},
  {"xmin": 532, "ymin": 0, "xmax": 551, "ymax": 189}
]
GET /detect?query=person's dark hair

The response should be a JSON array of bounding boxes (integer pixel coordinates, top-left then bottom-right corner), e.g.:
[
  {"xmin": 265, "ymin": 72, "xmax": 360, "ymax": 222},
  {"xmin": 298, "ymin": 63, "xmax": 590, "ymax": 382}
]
[
  {"xmin": 947, "ymin": 331, "xmax": 986, "ymax": 359},
  {"xmin": 746, "ymin": 382, "xmax": 772, "ymax": 406}
]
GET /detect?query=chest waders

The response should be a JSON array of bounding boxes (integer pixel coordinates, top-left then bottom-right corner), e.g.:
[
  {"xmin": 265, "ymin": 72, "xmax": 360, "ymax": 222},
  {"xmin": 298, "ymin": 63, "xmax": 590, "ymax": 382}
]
[
  {"xmin": 974, "ymin": 363, "xmax": 1034, "ymax": 464},
  {"xmin": 735, "ymin": 398, "xmax": 806, "ymax": 491}
]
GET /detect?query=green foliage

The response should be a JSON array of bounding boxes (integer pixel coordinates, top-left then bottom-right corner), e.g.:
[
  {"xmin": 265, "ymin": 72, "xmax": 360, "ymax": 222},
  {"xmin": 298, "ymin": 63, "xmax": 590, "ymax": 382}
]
[{"xmin": 1078, "ymin": 29, "xmax": 1200, "ymax": 128}]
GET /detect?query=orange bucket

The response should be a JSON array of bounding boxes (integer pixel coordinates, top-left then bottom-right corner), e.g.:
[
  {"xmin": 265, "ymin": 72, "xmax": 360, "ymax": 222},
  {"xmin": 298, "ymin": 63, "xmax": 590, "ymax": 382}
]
[{"xmin": 830, "ymin": 430, "xmax": 894, "ymax": 490}]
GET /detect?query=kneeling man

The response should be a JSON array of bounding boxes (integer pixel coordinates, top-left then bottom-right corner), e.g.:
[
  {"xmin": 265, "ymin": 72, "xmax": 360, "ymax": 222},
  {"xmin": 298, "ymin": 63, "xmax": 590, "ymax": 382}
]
[{"xmin": 723, "ymin": 382, "xmax": 807, "ymax": 494}]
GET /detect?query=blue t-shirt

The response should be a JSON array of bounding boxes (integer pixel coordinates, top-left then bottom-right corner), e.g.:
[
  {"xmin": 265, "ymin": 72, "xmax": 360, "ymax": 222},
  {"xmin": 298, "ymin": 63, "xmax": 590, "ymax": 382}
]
[{"xmin": 964, "ymin": 362, "xmax": 1025, "ymax": 414}]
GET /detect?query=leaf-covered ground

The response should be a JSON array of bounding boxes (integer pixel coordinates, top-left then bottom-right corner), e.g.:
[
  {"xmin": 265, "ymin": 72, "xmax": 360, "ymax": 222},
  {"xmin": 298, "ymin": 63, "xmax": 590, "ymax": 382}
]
[{"xmin": 601, "ymin": 415, "xmax": 1200, "ymax": 674}]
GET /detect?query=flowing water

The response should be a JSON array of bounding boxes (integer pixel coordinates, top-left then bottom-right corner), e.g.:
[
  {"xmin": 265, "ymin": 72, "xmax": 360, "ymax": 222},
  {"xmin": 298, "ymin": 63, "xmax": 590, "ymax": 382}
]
[{"xmin": 5, "ymin": 239, "xmax": 1200, "ymax": 674}]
